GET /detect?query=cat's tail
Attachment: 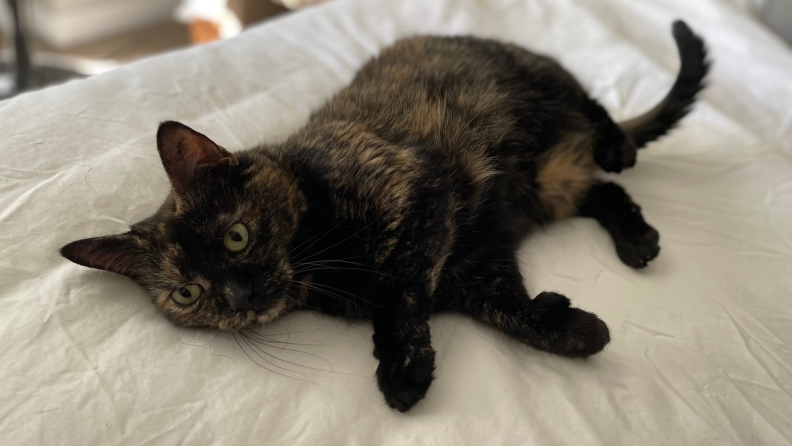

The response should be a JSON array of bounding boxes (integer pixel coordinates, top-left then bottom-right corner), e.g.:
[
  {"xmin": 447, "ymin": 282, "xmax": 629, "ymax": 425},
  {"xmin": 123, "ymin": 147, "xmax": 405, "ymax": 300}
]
[{"xmin": 618, "ymin": 20, "xmax": 709, "ymax": 149}]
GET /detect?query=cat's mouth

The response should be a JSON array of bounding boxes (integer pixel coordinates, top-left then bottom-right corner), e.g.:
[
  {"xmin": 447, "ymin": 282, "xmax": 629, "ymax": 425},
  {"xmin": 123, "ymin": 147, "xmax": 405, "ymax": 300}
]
[
  {"xmin": 225, "ymin": 287, "xmax": 289, "ymax": 326},
  {"xmin": 217, "ymin": 299, "xmax": 287, "ymax": 331},
  {"xmin": 220, "ymin": 276, "xmax": 292, "ymax": 328}
]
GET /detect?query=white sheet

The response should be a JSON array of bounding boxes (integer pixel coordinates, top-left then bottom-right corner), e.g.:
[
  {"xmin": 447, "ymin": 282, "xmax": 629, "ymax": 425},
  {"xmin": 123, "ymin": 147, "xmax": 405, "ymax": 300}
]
[{"xmin": 1, "ymin": 0, "xmax": 791, "ymax": 444}]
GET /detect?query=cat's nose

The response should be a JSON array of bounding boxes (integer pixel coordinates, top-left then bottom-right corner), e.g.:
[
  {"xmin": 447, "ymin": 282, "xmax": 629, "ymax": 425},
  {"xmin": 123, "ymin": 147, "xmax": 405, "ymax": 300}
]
[{"xmin": 225, "ymin": 280, "xmax": 253, "ymax": 310}]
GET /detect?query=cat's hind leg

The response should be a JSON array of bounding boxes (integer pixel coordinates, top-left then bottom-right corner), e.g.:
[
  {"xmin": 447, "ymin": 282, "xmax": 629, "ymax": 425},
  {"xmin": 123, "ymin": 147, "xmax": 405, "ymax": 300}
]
[
  {"xmin": 586, "ymin": 100, "xmax": 638, "ymax": 173},
  {"xmin": 578, "ymin": 182, "xmax": 660, "ymax": 268},
  {"xmin": 446, "ymin": 254, "xmax": 610, "ymax": 358}
]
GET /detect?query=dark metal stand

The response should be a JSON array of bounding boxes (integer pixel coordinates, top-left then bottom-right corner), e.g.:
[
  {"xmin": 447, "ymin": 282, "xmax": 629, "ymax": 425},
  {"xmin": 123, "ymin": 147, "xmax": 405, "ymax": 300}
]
[
  {"xmin": 8, "ymin": 0, "xmax": 31, "ymax": 92},
  {"xmin": 1, "ymin": 0, "xmax": 83, "ymax": 99}
]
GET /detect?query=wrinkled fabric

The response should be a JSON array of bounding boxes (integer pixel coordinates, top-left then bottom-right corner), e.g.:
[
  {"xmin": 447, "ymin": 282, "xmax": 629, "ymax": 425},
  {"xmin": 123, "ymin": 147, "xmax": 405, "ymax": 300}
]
[{"xmin": 0, "ymin": 0, "xmax": 791, "ymax": 445}]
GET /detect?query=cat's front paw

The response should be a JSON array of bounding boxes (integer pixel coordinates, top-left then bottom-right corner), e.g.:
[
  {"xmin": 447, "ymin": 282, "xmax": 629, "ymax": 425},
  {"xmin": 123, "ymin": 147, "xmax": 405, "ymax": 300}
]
[
  {"xmin": 614, "ymin": 223, "xmax": 660, "ymax": 268},
  {"xmin": 376, "ymin": 349, "xmax": 435, "ymax": 412}
]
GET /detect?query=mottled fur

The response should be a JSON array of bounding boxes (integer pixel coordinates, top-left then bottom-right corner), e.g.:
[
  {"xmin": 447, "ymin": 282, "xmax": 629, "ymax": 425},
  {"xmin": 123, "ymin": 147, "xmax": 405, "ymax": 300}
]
[{"xmin": 61, "ymin": 21, "xmax": 708, "ymax": 411}]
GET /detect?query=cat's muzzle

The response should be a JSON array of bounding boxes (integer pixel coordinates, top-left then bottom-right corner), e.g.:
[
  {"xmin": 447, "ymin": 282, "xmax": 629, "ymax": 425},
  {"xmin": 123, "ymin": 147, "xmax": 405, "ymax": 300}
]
[{"xmin": 224, "ymin": 280, "xmax": 254, "ymax": 310}]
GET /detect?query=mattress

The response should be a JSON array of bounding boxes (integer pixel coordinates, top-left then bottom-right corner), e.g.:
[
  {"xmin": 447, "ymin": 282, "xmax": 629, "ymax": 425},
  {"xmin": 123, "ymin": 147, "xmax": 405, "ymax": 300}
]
[{"xmin": 1, "ymin": 0, "xmax": 790, "ymax": 444}]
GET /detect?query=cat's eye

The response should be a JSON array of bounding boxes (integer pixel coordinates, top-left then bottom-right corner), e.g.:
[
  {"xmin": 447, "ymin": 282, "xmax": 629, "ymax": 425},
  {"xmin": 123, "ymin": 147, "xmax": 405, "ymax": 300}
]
[
  {"xmin": 171, "ymin": 285, "xmax": 202, "ymax": 305},
  {"xmin": 223, "ymin": 223, "xmax": 249, "ymax": 252}
]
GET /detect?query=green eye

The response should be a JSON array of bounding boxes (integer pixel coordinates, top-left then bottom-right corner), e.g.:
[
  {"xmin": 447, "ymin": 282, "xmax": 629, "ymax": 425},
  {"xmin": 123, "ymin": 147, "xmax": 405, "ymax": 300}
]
[
  {"xmin": 172, "ymin": 285, "xmax": 202, "ymax": 305},
  {"xmin": 223, "ymin": 223, "xmax": 249, "ymax": 252}
]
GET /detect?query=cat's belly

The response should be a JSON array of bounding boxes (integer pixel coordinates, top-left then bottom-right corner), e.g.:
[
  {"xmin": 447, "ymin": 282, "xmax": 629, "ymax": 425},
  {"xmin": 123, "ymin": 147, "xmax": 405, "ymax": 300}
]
[{"xmin": 535, "ymin": 132, "xmax": 597, "ymax": 220}]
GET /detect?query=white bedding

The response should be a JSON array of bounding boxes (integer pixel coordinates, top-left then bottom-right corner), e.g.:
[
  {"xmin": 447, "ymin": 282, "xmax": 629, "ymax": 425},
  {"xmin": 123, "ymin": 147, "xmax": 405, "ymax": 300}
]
[{"xmin": 1, "ymin": 0, "xmax": 791, "ymax": 444}]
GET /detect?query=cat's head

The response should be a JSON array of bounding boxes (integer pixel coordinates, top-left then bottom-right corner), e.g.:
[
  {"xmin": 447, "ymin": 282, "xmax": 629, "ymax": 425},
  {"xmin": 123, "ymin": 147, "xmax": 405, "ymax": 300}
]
[{"xmin": 61, "ymin": 122, "xmax": 306, "ymax": 330}]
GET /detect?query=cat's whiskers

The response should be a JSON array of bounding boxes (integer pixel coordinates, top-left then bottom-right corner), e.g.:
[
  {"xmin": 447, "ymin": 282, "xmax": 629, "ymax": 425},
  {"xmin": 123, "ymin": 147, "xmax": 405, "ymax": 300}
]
[
  {"xmin": 288, "ymin": 220, "xmax": 345, "ymax": 259},
  {"xmin": 294, "ymin": 279, "xmax": 368, "ymax": 301},
  {"xmin": 293, "ymin": 265, "xmax": 400, "ymax": 281},
  {"xmin": 240, "ymin": 328, "xmax": 323, "ymax": 347},
  {"xmin": 293, "ymin": 281, "xmax": 360, "ymax": 308},
  {"xmin": 295, "ymin": 216, "xmax": 384, "ymax": 264},
  {"xmin": 292, "ymin": 257, "xmax": 371, "ymax": 274},
  {"xmin": 296, "ymin": 258, "xmax": 368, "ymax": 268},
  {"xmin": 292, "ymin": 255, "xmax": 402, "ymax": 281},
  {"xmin": 231, "ymin": 331, "xmax": 320, "ymax": 385},
  {"xmin": 291, "ymin": 279, "xmax": 381, "ymax": 310},
  {"xmin": 292, "ymin": 260, "xmax": 354, "ymax": 273},
  {"xmin": 285, "ymin": 293, "xmax": 321, "ymax": 311},
  {"xmin": 237, "ymin": 331, "xmax": 331, "ymax": 376},
  {"xmin": 238, "ymin": 329, "xmax": 368, "ymax": 378}
]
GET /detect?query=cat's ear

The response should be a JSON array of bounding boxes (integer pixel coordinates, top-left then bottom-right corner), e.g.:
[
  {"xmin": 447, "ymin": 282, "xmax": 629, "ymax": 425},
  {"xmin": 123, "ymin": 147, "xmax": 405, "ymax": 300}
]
[
  {"xmin": 60, "ymin": 233, "xmax": 143, "ymax": 279},
  {"xmin": 156, "ymin": 121, "xmax": 238, "ymax": 194}
]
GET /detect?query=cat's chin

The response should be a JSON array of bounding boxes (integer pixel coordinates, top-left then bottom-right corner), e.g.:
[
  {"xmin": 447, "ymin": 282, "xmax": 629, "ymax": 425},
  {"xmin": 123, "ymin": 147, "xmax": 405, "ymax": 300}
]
[
  {"xmin": 255, "ymin": 314, "xmax": 272, "ymax": 324},
  {"xmin": 254, "ymin": 297, "xmax": 289, "ymax": 325}
]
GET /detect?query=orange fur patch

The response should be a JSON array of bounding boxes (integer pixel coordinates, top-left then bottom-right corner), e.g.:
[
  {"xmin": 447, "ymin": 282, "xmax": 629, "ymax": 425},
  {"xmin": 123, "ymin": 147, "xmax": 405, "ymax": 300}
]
[{"xmin": 536, "ymin": 134, "xmax": 596, "ymax": 219}]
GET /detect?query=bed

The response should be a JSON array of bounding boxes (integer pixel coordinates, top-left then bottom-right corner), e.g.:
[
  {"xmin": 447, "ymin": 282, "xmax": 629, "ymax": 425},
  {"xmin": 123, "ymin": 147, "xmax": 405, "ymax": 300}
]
[{"xmin": 1, "ymin": 0, "xmax": 790, "ymax": 444}]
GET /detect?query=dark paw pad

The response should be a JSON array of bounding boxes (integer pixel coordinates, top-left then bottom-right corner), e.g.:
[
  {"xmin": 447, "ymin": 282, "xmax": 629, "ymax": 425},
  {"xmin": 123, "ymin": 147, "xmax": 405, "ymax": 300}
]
[
  {"xmin": 614, "ymin": 224, "xmax": 660, "ymax": 268},
  {"xmin": 376, "ymin": 350, "xmax": 435, "ymax": 412},
  {"xmin": 532, "ymin": 292, "xmax": 610, "ymax": 358}
]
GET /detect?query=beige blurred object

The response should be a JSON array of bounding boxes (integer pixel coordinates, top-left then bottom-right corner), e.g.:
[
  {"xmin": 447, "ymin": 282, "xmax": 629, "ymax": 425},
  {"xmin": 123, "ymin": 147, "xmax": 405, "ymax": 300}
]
[
  {"xmin": 228, "ymin": 0, "xmax": 289, "ymax": 24},
  {"xmin": 28, "ymin": 0, "xmax": 181, "ymax": 49},
  {"xmin": 183, "ymin": 0, "xmax": 288, "ymax": 44},
  {"xmin": 176, "ymin": 0, "xmax": 241, "ymax": 44},
  {"xmin": 189, "ymin": 19, "xmax": 221, "ymax": 44},
  {"xmin": 272, "ymin": 0, "xmax": 332, "ymax": 10},
  {"xmin": 26, "ymin": 20, "xmax": 189, "ymax": 66}
]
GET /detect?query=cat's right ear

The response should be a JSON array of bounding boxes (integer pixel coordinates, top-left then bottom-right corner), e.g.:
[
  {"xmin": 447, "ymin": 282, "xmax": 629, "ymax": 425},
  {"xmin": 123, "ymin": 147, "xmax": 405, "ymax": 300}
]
[
  {"xmin": 60, "ymin": 233, "xmax": 142, "ymax": 279},
  {"xmin": 156, "ymin": 121, "xmax": 238, "ymax": 195}
]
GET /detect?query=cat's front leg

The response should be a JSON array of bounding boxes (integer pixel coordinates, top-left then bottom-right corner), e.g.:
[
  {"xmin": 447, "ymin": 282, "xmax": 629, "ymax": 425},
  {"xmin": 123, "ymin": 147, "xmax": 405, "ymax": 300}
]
[{"xmin": 370, "ymin": 282, "xmax": 435, "ymax": 412}]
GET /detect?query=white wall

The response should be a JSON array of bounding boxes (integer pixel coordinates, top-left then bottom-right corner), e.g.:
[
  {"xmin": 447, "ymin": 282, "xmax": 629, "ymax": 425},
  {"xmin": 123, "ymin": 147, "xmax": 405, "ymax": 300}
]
[{"xmin": 760, "ymin": 0, "xmax": 792, "ymax": 43}]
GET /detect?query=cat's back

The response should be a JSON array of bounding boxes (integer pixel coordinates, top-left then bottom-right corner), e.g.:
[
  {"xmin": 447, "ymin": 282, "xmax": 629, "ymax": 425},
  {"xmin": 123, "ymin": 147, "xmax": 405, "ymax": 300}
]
[
  {"xmin": 357, "ymin": 35, "xmax": 570, "ymax": 91},
  {"xmin": 307, "ymin": 35, "xmax": 588, "ymax": 149},
  {"xmin": 280, "ymin": 35, "xmax": 595, "ymax": 227}
]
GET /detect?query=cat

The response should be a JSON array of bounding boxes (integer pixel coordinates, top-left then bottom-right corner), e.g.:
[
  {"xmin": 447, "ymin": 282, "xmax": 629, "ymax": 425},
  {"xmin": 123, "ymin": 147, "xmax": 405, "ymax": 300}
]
[{"xmin": 61, "ymin": 21, "xmax": 707, "ymax": 412}]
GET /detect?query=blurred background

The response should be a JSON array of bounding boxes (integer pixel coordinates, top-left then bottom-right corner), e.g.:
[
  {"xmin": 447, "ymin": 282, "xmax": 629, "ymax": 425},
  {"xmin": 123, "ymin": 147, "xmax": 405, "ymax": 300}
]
[
  {"xmin": 0, "ymin": 0, "xmax": 789, "ymax": 100},
  {"xmin": 0, "ymin": 0, "xmax": 330, "ymax": 98}
]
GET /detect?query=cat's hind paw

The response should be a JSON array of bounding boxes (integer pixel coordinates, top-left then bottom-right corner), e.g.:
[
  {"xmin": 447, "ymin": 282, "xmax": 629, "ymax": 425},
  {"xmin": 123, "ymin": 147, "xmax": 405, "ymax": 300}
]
[
  {"xmin": 614, "ymin": 223, "xmax": 660, "ymax": 268},
  {"xmin": 530, "ymin": 292, "xmax": 611, "ymax": 358}
]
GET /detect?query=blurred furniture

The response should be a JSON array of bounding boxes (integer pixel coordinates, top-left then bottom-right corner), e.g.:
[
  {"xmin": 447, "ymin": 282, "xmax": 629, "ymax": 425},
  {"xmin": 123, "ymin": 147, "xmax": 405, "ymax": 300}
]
[
  {"xmin": 5, "ymin": 0, "xmax": 30, "ymax": 92},
  {"xmin": 0, "ymin": 0, "xmax": 83, "ymax": 99},
  {"xmin": 0, "ymin": 0, "xmax": 288, "ymax": 98},
  {"xmin": 32, "ymin": 0, "xmax": 181, "ymax": 49}
]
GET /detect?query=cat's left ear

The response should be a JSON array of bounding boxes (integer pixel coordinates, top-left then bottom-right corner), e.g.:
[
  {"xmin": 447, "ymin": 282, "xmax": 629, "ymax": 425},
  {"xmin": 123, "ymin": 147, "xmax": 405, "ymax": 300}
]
[
  {"xmin": 60, "ymin": 233, "xmax": 143, "ymax": 279},
  {"xmin": 156, "ymin": 121, "xmax": 238, "ymax": 194}
]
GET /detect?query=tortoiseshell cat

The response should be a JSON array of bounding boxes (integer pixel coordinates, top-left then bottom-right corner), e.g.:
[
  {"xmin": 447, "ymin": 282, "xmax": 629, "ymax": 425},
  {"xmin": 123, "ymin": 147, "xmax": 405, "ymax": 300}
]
[{"xmin": 62, "ymin": 21, "xmax": 707, "ymax": 411}]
